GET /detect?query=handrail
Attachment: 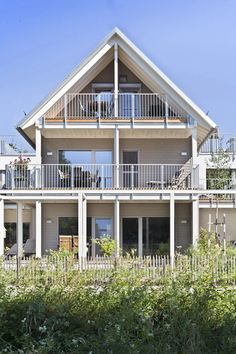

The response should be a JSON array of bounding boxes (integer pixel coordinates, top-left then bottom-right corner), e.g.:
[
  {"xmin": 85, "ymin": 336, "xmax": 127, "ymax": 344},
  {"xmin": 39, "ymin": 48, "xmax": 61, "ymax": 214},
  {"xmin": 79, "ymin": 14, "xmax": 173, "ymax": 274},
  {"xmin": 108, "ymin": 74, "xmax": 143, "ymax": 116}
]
[{"xmin": 5, "ymin": 163, "xmax": 196, "ymax": 190}]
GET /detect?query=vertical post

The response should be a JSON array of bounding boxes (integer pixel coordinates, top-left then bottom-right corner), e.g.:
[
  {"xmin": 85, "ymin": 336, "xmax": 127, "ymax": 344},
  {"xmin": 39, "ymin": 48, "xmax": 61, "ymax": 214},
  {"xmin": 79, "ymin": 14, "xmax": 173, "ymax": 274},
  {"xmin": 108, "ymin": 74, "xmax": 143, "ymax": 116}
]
[
  {"xmin": 35, "ymin": 201, "xmax": 42, "ymax": 258},
  {"xmin": 192, "ymin": 198, "xmax": 199, "ymax": 246},
  {"xmin": 35, "ymin": 127, "xmax": 42, "ymax": 164},
  {"xmin": 191, "ymin": 125, "xmax": 198, "ymax": 188},
  {"xmin": 138, "ymin": 217, "xmax": 143, "ymax": 258},
  {"xmin": 165, "ymin": 94, "xmax": 169, "ymax": 127},
  {"xmin": 170, "ymin": 193, "xmax": 175, "ymax": 267},
  {"xmin": 17, "ymin": 202, "xmax": 23, "ymax": 258},
  {"xmin": 114, "ymin": 199, "xmax": 120, "ymax": 256},
  {"xmin": 191, "ymin": 126, "xmax": 198, "ymax": 165},
  {"xmin": 82, "ymin": 196, "xmax": 87, "ymax": 258},
  {"xmin": 114, "ymin": 43, "xmax": 119, "ymax": 118},
  {"xmin": 64, "ymin": 94, "xmax": 67, "ymax": 125},
  {"xmin": 208, "ymin": 213, "xmax": 212, "ymax": 248},
  {"xmin": 0, "ymin": 199, "xmax": 4, "ymax": 255},
  {"xmin": 223, "ymin": 213, "xmax": 226, "ymax": 255},
  {"xmin": 78, "ymin": 194, "xmax": 83, "ymax": 259},
  {"xmin": 114, "ymin": 127, "xmax": 119, "ymax": 188}
]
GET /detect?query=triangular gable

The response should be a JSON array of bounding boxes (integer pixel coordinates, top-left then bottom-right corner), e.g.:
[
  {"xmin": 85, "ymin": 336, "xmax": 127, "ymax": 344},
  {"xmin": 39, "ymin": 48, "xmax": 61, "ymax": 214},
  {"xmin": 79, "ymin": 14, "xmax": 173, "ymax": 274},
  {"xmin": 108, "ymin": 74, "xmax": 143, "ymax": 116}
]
[{"xmin": 17, "ymin": 27, "xmax": 216, "ymax": 135}]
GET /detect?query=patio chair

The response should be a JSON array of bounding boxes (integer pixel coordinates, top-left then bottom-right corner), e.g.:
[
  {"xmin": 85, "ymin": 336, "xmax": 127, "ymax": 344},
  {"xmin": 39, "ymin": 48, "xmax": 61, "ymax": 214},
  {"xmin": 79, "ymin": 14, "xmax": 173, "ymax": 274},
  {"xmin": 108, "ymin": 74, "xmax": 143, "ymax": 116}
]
[{"xmin": 58, "ymin": 169, "xmax": 70, "ymax": 188}]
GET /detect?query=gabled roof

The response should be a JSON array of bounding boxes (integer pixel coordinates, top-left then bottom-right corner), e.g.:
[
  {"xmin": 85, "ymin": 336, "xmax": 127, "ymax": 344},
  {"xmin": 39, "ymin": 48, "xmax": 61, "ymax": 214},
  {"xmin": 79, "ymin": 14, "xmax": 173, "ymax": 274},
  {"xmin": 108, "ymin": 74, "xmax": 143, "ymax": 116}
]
[{"xmin": 17, "ymin": 27, "xmax": 217, "ymax": 137}]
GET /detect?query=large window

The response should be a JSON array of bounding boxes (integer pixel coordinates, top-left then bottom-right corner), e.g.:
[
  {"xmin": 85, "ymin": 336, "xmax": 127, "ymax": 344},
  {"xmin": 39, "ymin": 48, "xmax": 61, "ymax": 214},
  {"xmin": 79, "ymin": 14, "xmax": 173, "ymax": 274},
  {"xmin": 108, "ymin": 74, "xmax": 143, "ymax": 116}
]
[
  {"xmin": 4, "ymin": 223, "xmax": 30, "ymax": 248},
  {"xmin": 58, "ymin": 217, "xmax": 78, "ymax": 235},
  {"xmin": 59, "ymin": 150, "xmax": 112, "ymax": 165},
  {"xmin": 143, "ymin": 217, "xmax": 169, "ymax": 255}
]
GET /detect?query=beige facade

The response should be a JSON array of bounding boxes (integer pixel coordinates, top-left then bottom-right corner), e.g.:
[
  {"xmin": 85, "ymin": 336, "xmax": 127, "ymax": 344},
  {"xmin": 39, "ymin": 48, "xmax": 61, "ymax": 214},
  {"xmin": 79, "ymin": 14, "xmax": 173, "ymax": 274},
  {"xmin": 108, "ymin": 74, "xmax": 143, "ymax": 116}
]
[{"xmin": 42, "ymin": 137, "xmax": 191, "ymax": 165}]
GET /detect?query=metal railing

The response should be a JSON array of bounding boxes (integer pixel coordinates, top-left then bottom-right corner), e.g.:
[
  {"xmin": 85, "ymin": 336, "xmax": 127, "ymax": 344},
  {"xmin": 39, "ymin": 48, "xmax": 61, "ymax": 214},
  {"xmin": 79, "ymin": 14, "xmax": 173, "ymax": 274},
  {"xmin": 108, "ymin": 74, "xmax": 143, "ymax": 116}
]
[
  {"xmin": 0, "ymin": 135, "xmax": 35, "ymax": 155},
  {"xmin": 5, "ymin": 163, "xmax": 197, "ymax": 190},
  {"xmin": 200, "ymin": 134, "xmax": 236, "ymax": 154},
  {"xmin": 44, "ymin": 93, "xmax": 189, "ymax": 122}
]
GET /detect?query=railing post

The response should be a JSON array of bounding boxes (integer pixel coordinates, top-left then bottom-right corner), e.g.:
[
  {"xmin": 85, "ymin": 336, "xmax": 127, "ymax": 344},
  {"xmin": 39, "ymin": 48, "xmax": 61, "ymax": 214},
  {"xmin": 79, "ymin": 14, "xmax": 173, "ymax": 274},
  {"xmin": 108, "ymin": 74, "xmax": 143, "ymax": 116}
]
[
  {"xmin": 161, "ymin": 165, "xmax": 164, "ymax": 189},
  {"xmin": 131, "ymin": 94, "xmax": 135, "ymax": 125},
  {"xmin": 131, "ymin": 165, "xmax": 134, "ymax": 189},
  {"xmin": 114, "ymin": 43, "xmax": 119, "ymax": 118},
  {"xmin": 64, "ymin": 94, "xmax": 67, "ymax": 125},
  {"xmin": 165, "ymin": 94, "xmax": 169, "ymax": 127},
  {"xmin": 98, "ymin": 94, "xmax": 101, "ymax": 126}
]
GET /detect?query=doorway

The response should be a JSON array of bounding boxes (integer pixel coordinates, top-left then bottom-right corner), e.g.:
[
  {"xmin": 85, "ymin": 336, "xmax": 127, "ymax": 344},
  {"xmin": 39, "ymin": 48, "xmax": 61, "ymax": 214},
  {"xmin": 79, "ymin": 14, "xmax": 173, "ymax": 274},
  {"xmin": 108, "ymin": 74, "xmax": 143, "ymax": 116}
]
[{"xmin": 122, "ymin": 151, "xmax": 138, "ymax": 188}]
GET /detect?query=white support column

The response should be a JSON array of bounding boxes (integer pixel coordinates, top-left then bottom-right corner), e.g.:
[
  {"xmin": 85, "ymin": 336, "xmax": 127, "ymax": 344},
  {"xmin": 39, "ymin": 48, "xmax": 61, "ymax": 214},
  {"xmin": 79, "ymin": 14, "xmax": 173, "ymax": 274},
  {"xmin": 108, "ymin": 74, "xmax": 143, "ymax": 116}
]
[
  {"xmin": 192, "ymin": 198, "xmax": 199, "ymax": 247},
  {"xmin": 114, "ymin": 127, "xmax": 119, "ymax": 188},
  {"xmin": 170, "ymin": 193, "xmax": 175, "ymax": 266},
  {"xmin": 35, "ymin": 201, "xmax": 42, "ymax": 258},
  {"xmin": 82, "ymin": 196, "xmax": 87, "ymax": 258},
  {"xmin": 0, "ymin": 199, "xmax": 4, "ymax": 255},
  {"xmin": 78, "ymin": 194, "xmax": 83, "ymax": 259},
  {"xmin": 191, "ymin": 126, "xmax": 198, "ymax": 165},
  {"xmin": 35, "ymin": 127, "xmax": 42, "ymax": 164},
  {"xmin": 17, "ymin": 202, "xmax": 23, "ymax": 258},
  {"xmin": 114, "ymin": 42, "xmax": 119, "ymax": 117},
  {"xmin": 138, "ymin": 217, "xmax": 143, "ymax": 258},
  {"xmin": 114, "ymin": 199, "xmax": 120, "ymax": 256}
]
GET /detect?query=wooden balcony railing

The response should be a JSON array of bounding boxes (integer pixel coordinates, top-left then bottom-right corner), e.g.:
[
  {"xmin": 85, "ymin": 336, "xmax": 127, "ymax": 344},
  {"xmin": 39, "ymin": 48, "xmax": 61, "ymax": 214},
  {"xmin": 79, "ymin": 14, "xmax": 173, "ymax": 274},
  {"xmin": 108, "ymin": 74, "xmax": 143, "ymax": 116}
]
[{"xmin": 5, "ymin": 163, "xmax": 198, "ymax": 190}]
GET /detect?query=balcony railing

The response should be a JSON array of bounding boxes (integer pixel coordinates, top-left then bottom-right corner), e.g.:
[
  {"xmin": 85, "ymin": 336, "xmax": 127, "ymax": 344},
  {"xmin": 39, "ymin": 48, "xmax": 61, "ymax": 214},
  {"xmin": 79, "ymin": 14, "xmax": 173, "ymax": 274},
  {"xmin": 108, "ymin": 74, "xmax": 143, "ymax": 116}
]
[
  {"xmin": 200, "ymin": 134, "xmax": 236, "ymax": 154},
  {"xmin": 0, "ymin": 135, "xmax": 35, "ymax": 155},
  {"xmin": 44, "ymin": 93, "xmax": 189, "ymax": 122},
  {"xmin": 5, "ymin": 163, "xmax": 198, "ymax": 190}
]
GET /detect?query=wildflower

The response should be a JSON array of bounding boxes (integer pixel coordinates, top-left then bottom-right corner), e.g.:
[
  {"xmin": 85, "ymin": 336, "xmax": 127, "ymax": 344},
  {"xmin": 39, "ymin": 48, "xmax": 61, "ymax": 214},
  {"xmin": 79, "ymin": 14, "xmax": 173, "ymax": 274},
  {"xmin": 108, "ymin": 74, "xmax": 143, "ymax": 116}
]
[
  {"xmin": 189, "ymin": 287, "xmax": 194, "ymax": 294},
  {"xmin": 39, "ymin": 325, "xmax": 47, "ymax": 333}
]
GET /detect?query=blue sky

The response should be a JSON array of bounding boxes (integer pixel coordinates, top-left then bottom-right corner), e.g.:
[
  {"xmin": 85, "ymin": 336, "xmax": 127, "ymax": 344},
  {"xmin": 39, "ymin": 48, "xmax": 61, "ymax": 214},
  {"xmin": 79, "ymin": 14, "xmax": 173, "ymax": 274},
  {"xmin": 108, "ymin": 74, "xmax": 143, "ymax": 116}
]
[{"xmin": 0, "ymin": 0, "xmax": 236, "ymax": 135}]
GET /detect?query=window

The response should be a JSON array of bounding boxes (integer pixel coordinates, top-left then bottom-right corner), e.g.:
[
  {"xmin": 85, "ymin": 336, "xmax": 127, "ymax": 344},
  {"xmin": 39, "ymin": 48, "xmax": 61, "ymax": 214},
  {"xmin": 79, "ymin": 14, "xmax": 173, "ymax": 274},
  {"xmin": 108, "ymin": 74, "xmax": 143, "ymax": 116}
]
[
  {"xmin": 95, "ymin": 218, "xmax": 112, "ymax": 238},
  {"xmin": 143, "ymin": 217, "xmax": 170, "ymax": 255},
  {"xmin": 58, "ymin": 217, "xmax": 78, "ymax": 235},
  {"xmin": 59, "ymin": 150, "xmax": 112, "ymax": 165},
  {"xmin": 4, "ymin": 223, "xmax": 30, "ymax": 248}
]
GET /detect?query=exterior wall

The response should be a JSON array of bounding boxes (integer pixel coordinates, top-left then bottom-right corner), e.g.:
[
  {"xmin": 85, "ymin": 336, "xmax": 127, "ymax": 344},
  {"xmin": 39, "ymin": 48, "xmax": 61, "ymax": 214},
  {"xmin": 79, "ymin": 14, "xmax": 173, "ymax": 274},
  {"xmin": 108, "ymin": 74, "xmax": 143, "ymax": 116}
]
[
  {"xmin": 120, "ymin": 202, "xmax": 169, "ymax": 217},
  {"xmin": 81, "ymin": 60, "xmax": 151, "ymax": 93},
  {"xmin": 120, "ymin": 138, "xmax": 191, "ymax": 164},
  {"xmin": 41, "ymin": 201, "xmax": 193, "ymax": 254},
  {"xmin": 42, "ymin": 137, "xmax": 191, "ymax": 165},
  {"xmin": 200, "ymin": 208, "xmax": 236, "ymax": 242}
]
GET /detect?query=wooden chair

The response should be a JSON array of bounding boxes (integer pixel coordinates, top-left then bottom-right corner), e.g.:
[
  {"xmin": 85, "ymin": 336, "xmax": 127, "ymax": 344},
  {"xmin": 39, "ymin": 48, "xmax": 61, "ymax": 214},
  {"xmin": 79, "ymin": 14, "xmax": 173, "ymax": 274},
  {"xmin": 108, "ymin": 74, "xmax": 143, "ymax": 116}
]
[{"xmin": 59, "ymin": 235, "xmax": 72, "ymax": 252}]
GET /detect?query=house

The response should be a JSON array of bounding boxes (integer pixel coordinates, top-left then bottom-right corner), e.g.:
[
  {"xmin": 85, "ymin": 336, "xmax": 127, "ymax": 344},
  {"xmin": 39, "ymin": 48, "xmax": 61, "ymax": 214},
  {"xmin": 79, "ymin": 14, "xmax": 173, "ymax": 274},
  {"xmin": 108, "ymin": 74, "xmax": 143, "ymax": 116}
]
[{"xmin": 0, "ymin": 28, "xmax": 235, "ymax": 258}]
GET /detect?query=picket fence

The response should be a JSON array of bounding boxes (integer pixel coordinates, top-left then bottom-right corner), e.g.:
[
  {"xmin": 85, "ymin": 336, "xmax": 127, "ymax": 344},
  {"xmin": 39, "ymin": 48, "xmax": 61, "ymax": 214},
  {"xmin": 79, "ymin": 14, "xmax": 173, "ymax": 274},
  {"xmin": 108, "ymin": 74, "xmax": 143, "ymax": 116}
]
[{"xmin": 1, "ymin": 255, "xmax": 236, "ymax": 285}]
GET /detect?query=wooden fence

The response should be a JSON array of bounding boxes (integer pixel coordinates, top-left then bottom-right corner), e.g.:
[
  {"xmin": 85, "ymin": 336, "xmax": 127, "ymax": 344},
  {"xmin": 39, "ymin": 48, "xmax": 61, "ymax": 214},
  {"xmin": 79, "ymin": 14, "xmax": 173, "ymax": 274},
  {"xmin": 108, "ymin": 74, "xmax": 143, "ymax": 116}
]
[{"xmin": 1, "ymin": 255, "xmax": 236, "ymax": 285}]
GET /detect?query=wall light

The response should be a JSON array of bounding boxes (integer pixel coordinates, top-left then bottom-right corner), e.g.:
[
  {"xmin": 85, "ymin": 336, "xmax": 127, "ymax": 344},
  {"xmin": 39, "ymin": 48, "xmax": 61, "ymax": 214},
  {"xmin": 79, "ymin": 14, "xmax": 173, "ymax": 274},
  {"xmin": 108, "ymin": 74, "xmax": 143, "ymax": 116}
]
[{"xmin": 46, "ymin": 219, "xmax": 52, "ymax": 224}]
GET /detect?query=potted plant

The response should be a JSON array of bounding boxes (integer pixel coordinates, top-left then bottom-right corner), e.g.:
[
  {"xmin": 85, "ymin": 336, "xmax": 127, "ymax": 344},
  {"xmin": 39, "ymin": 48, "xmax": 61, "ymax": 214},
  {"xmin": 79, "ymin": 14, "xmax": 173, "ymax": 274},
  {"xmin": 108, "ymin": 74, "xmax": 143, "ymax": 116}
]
[{"xmin": 10, "ymin": 156, "xmax": 31, "ymax": 188}]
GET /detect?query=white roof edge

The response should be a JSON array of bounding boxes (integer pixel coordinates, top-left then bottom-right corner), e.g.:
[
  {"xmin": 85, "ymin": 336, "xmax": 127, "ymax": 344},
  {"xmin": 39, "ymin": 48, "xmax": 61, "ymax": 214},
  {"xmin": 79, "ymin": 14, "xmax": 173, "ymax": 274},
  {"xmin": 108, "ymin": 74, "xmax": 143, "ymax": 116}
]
[
  {"xmin": 114, "ymin": 28, "xmax": 216, "ymax": 129},
  {"xmin": 17, "ymin": 27, "xmax": 216, "ymax": 130}
]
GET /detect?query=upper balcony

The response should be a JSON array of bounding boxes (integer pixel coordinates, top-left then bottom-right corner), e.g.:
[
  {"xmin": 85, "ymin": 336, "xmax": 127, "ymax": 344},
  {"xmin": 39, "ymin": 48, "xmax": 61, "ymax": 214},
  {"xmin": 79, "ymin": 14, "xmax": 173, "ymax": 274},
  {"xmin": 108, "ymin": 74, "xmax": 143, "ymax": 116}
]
[
  {"xmin": 4, "ymin": 162, "xmax": 198, "ymax": 191},
  {"xmin": 43, "ymin": 93, "xmax": 190, "ymax": 125}
]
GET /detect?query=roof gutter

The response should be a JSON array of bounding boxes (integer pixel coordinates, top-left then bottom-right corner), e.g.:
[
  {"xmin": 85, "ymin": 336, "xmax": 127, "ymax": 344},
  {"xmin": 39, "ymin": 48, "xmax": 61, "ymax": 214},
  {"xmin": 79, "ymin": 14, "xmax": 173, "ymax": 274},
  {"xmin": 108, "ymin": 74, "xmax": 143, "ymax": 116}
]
[{"xmin": 16, "ymin": 126, "xmax": 35, "ymax": 150}]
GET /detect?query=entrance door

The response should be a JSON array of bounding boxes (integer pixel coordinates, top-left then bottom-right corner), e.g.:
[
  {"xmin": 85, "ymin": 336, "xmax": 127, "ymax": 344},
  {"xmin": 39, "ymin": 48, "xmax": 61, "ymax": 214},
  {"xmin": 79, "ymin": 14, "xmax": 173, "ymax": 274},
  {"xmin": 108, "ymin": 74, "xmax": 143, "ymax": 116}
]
[
  {"xmin": 122, "ymin": 218, "xmax": 139, "ymax": 255},
  {"xmin": 122, "ymin": 151, "xmax": 138, "ymax": 188}
]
